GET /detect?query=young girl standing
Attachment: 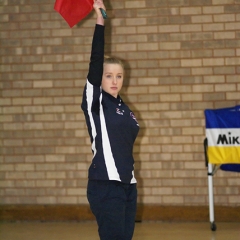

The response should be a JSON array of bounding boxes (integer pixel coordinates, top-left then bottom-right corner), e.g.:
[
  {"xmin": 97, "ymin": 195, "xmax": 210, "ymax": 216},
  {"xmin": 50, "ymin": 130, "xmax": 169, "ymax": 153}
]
[{"xmin": 81, "ymin": 1, "xmax": 140, "ymax": 239}]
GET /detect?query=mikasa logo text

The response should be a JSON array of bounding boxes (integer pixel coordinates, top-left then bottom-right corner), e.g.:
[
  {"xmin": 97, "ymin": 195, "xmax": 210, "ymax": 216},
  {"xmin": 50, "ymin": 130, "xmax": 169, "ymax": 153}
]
[
  {"xmin": 217, "ymin": 132, "xmax": 240, "ymax": 145},
  {"xmin": 206, "ymin": 128, "xmax": 240, "ymax": 147}
]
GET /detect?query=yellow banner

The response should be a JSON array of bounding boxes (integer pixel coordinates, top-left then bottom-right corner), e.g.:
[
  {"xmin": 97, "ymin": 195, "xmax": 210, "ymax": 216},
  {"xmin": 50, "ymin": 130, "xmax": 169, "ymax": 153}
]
[{"xmin": 208, "ymin": 146, "xmax": 240, "ymax": 164}]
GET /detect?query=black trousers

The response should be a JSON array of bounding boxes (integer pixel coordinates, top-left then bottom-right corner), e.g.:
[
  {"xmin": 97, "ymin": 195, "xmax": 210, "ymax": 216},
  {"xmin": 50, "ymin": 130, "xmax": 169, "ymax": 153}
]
[{"xmin": 87, "ymin": 180, "xmax": 137, "ymax": 240}]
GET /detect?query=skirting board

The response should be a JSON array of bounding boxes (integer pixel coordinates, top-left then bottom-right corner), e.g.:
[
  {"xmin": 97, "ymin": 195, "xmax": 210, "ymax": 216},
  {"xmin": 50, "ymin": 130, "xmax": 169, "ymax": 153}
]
[{"xmin": 0, "ymin": 204, "xmax": 240, "ymax": 222}]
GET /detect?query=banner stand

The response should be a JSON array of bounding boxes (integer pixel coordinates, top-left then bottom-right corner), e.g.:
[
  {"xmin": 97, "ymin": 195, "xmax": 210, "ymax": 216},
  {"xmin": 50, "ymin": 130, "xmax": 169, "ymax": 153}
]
[{"xmin": 204, "ymin": 105, "xmax": 240, "ymax": 231}]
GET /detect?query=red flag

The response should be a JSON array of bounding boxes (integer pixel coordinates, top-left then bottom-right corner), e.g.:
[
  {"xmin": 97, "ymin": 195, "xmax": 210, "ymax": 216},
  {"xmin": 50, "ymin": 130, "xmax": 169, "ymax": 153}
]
[{"xmin": 54, "ymin": 0, "xmax": 94, "ymax": 28}]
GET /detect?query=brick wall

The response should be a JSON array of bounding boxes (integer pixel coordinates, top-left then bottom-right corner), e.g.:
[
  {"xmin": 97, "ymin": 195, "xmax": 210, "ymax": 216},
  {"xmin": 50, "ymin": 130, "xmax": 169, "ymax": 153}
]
[{"xmin": 1, "ymin": 0, "xmax": 240, "ymax": 206}]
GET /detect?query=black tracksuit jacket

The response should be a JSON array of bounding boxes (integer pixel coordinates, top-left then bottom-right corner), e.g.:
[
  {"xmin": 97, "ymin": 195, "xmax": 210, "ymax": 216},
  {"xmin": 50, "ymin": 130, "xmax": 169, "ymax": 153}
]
[{"xmin": 81, "ymin": 24, "xmax": 139, "ymax": 184}]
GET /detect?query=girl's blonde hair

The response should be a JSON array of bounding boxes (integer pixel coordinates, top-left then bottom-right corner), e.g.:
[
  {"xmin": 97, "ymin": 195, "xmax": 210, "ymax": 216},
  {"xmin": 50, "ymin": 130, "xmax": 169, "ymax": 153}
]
[{"xmin": 104, "ymin": 55, "xmax": 125, "ymax": 72}]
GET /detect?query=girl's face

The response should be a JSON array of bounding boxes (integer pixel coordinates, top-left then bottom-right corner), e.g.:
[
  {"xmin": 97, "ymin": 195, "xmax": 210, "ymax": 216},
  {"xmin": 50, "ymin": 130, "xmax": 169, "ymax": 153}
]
[{"xmin": 101, "ymin": 63, "xmax": 124, "ymax": 98}]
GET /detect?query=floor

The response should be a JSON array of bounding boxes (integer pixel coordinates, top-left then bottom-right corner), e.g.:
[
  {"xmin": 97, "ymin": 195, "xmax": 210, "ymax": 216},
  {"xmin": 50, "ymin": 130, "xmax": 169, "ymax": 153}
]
[{"xmin": 0, "ymin": 221, "xmax": 239, "ymax": 240}]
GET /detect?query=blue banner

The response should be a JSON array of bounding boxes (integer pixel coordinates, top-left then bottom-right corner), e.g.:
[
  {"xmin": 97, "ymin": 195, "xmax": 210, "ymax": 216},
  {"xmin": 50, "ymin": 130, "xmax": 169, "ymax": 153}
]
[
  {"xmin": 204, "ymin": 105, "xmax": 240, "ymax": 164},
  {"xmin": 205, "ymin": 105, "xmax": 240, "ymax": 129}
]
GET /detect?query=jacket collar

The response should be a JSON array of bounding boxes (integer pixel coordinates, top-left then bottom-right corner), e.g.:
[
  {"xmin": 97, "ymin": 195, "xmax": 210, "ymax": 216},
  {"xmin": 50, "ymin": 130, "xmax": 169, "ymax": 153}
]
[{"xmin": 102, "ymin": 89, "xmax": 124, "ymax": 105}]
